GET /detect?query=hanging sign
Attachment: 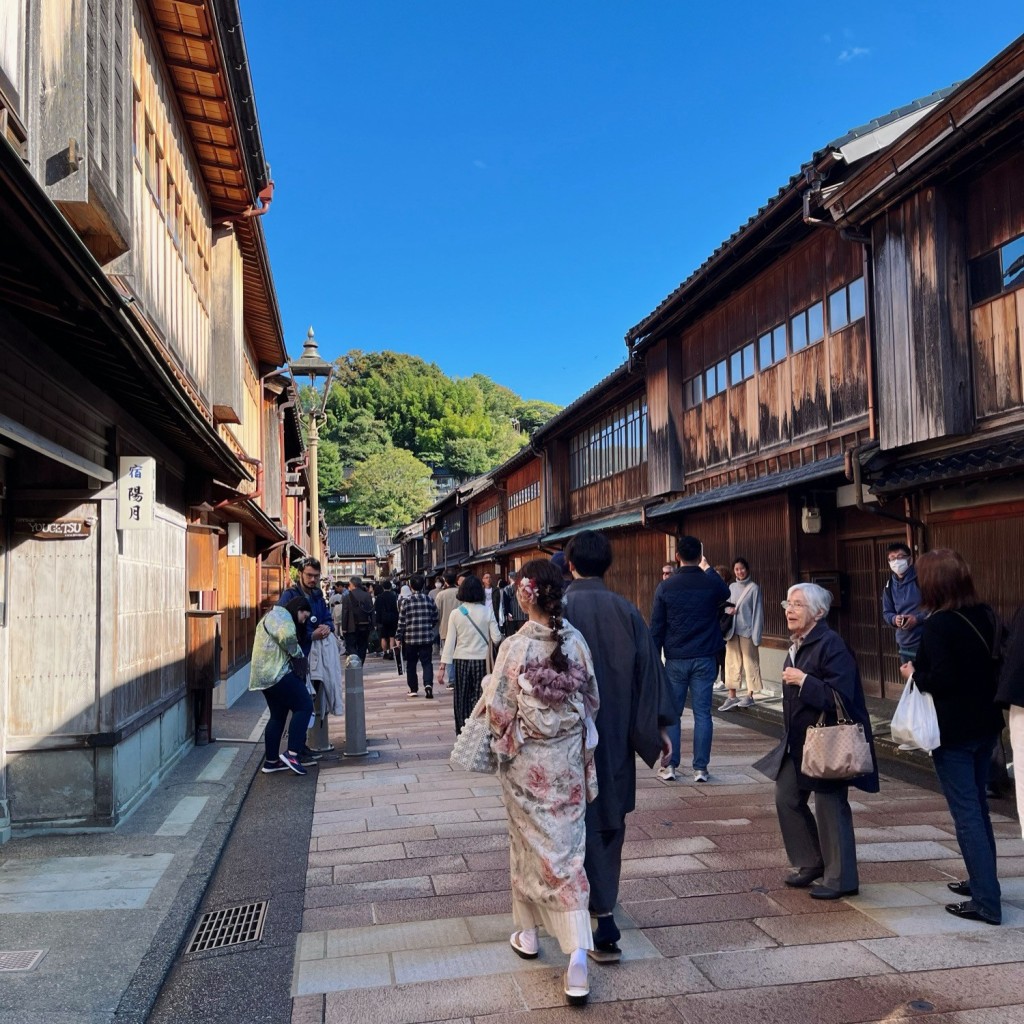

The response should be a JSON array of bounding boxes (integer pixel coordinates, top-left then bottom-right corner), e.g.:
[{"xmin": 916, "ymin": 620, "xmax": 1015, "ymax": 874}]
[
  {"xmin": 117, "ymin": 456, "xmax": 156, "ymax": 529},
  {"xmin": 14, "ymin": 518, "xmax": 93, "ymax": 539}
]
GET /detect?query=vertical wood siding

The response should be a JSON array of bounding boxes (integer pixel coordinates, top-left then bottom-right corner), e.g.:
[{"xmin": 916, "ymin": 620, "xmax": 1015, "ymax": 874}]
[
  {"xmin": 606, "ymin": 530, "xmax": 669, "ymax": 617},
  {"xmin": 506, "ymin": 460, "xmax": 542, "ymax": 539},
  {"xmin": 130, "ymin": 2, "xmax": 212, "ymax": 400}
]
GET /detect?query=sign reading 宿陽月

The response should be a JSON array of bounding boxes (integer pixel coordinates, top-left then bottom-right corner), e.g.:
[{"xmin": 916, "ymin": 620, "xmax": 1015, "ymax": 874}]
[{"xmin": 117, "ymin": 456, "xmax": 156, "ymax": 529}]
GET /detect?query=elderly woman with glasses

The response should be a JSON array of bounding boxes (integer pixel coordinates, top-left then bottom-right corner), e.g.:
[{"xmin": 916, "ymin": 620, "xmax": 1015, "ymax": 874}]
[{"xmin": 754, "ymin": 582, "xmax": 878, "ymax": 901}]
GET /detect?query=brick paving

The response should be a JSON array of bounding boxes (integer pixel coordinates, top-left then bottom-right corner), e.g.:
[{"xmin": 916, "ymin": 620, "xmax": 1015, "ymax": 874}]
[{"xmin": 291, "ymin": 655, "xmax": 1024, "ymax": 1023}]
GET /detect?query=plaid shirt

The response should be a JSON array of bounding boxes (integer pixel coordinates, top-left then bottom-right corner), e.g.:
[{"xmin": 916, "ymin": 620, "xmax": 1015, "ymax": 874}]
[{"xmin": 396, "ymin": 592, "xmax": 438, "ymax": 646}]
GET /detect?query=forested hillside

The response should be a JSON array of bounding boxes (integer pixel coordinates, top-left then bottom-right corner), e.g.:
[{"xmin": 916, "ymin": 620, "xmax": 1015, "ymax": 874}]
[{"xmin": 314, "ymin": 351, "xmax": 560, "ymax": 529}]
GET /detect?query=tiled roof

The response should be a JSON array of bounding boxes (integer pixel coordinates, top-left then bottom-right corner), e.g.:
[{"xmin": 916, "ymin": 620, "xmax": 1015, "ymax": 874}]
[
  {"xmin": 326, "ymin": 525, "xmax": 381, "ymax": 558},
  {"xmin": 868, "ymin": 436, "xmax": 1024, "ymax": 494},
  {"xmin": 648, "ymin": 455, "xmax": 847, "ymax": 519},
  {"xmin": 542, "ymin": 510, "xmax": 644, "ymax": 545}
]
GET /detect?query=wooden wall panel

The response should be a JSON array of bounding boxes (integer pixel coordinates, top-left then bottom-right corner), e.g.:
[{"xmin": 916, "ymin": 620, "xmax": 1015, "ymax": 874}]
[
  {"xmin": 606, "ymin": 530, "xmax": 668, "ymax": 618},
  {"xmin": 829, "ymin": 320, "xmax": 869, "ymax": 425},
  {"xmin": 971, "ymin": 291, "xmax": 1023, "ymax": 417},
  {"xmin": 790, "ymin": 344, "xmax": 828, "ymax": 437},
  {"xmin": 729, "ymin": 377, "xmax": 757, "ymax": 457},
  {"xmin": 704, "ymin": 394, "xmax": 728, "ymax": 466},
  {"xmin": 646, "ymin": 339, "xmax": 679, "ymax": 495},
  {"xmin": 568, "ymin": 465, "xmax": 646, "ymax": 519},
  {"xmin": 507, "ymin": 460, "xmax": 542, "ymax": 539},
  {"xmin": 758, "ymin": 361, "xmax": 790, "ymax": 448},
  {"xmin": 683, "ymin": 406, "xmax": 704, "ymax": 473},
  {"xmin": 966, "ymin": 149, "xmax": 1024, "ymax": 259}
]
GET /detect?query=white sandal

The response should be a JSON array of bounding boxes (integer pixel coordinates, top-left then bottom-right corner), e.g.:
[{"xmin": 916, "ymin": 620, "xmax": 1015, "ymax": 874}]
[
  {"xmin": 509, "ymin": 930, "xmax": 538, "ymax": 960},
  {"xmin": 564, "ymin": 963, "xmax": 589, "ymax": 1005}
]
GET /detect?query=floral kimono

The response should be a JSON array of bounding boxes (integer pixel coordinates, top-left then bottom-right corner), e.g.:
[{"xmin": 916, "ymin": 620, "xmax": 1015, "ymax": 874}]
[{"xmin": 484, "ymin": 619, "xmax": 600, "ymax": 953}]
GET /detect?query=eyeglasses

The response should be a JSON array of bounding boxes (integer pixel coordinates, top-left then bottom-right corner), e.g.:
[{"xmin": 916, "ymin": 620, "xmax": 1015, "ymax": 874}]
[
  {"xmin": 662, "ymin": 571, "xmax": 672, "ymax": 577},
  {"xmin": 780, "ymin": 600, "xmax": 809, "ymax": 610}
]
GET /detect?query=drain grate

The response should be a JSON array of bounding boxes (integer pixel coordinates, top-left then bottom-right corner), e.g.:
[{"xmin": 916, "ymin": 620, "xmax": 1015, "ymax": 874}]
[
  {"xmin": 0, "ymin": 949, "xmax": 47, "ymax": 972},
  {"xmin": 186, "ymin": 901, "xmax": 268, "ymax": 954}
]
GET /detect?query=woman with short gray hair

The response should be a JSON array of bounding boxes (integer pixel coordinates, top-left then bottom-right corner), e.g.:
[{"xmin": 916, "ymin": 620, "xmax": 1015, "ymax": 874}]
[{"xmin": 753, "ymin": 582, "xmax": 878, "ymax": 900}]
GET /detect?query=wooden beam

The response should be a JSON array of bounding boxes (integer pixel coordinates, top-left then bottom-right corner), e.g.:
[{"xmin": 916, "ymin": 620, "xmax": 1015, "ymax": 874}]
[
  {"xmin": 164, "ymin": 56, "xmax": 221, "ymax": 76},
  {"xmin": 0, "ymin": 412, "xmax": 114, "ymax": 482}
]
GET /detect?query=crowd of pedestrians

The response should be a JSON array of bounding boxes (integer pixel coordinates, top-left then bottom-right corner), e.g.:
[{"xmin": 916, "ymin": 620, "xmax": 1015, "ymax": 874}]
[{"xmin": 243, "ymin": 535, "xmax": 1020, "ymax": 1003}]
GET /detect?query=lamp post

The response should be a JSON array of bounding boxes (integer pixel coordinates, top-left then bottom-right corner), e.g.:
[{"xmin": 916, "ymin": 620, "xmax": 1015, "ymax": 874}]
[
  {"xmin": 441, "ymin": 522, "xmax": 451, "ymax": 569},
  {"xmin": 288, "ymin": 327, "xmax": 334, "ymax": 562}
]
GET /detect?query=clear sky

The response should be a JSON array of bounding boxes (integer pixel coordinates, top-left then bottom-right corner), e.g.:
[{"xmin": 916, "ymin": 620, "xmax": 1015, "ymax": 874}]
[{"xmin": 244, "ymin": 1, "xmax": 1020, "ymax": 407}]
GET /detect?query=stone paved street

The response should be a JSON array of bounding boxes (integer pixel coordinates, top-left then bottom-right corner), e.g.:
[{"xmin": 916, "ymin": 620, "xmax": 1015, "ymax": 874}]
[{"xmin": 291, "ymin": 656, "xmax": 1024, "ymax": 1024}]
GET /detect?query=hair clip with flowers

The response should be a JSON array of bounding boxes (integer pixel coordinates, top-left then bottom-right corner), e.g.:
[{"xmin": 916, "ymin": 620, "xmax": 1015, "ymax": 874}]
[{"xmin": 518, "ymin": 577, "xmax": 538, "ymax": 603}]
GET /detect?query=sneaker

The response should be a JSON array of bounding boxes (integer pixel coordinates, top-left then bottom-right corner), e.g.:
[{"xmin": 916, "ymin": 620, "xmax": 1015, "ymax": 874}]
[
  {"xmin": 278, "ymin": 752, "xmax": 307, "ymax": 776},
  {"xmin": 693, "ymin": 770, "xmax": 710, "ymax": 783},
  {"xmin": 656, "ymin": 764, "xmax": 676, "ymax": 782},
  {"xmin": 300, "ymin": 746, "xmax": 323, "ymax": 761},
  {"xmin": 261, "ymin": 759, "xmax": 288, "ymax": 774},
  {"xmin": 297, "ymin": 750, "xmax": 319, "ymax": 766},
  {"xmin": 425, "ymin": 686, "xmax": 433, "ymax": 700},
  {"xmin": 736, "ymin": 695, "xmax": 755, "ymax": 708},
  {"xmin": 718, "ymin": 697, "xmax": 741, "ymax": 711},
  {"xmin": 713, "ymin": 679, "xmax": 726, "ymax": 691},
  {"xmin": 406, "ymin": 691, "xmax": 419, "ymax": 698}
]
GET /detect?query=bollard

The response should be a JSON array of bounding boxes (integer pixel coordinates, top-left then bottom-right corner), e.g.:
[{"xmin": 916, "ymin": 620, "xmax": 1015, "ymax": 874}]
[{"xmin": 344, "ymin": 654, "xmax": 368, "ymax": 757}]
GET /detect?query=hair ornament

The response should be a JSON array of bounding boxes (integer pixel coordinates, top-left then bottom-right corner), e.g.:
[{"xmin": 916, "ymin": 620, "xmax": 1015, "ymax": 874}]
[{"xmin": 518, "ymin": 577, "xmax": 538, "ymax": 603}]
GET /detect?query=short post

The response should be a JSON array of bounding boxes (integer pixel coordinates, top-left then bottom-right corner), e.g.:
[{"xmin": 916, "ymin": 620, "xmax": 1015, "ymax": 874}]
[{"xmin": 344, "ymin": 654, "xmax": 368, "ymax": 757}]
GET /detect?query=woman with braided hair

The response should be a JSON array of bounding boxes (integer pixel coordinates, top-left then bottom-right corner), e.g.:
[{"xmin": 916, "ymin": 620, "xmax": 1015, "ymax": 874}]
[{"xmin": 482, "ymin": 558, "xmax": 600, "ymax": 1004}]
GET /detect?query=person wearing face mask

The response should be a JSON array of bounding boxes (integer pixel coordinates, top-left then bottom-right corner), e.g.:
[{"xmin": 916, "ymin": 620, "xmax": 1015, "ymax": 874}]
[{"xmin": 881, "ymin": 543, "xmax": 924, "ymax": 662}]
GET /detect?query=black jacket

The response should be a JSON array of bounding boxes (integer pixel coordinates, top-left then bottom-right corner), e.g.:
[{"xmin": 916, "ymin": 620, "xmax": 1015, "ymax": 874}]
[
  {"xmin": 375, "ymin": 590, "xmax": 399, "ymax": 628},
  {"xmin": 650, "ymin": 566, "xmax": 730, "ymax": 659},
  {"xmin": 341, "ymin": 586, "xmax": 375, "ymax": 633},
  {"xmin": 915, "ymin": 605, "xmax": 1003, "ymax": 746},
  {"xmin": 753, "ymin": 620, "xmax": 879, "ymax": 794}
]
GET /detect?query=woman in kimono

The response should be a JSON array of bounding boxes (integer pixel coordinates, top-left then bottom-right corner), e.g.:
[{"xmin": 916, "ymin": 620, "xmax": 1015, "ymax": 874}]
[{"xmin": 483, "ymin": 558, "xmax": 599, "ymax": 1005}]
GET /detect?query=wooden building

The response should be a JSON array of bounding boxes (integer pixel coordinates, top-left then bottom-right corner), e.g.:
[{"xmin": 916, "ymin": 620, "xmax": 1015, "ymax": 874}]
[
  {"xmin": 0, "ymin": 0, "xmax": 292, "ymax": 838},
  {"xmin": 325, "ymin": 526, "xmax": 391, "ymax": 580},
  {"xmin": 623, "ymin": 91, "xmax": 963, "ymax": 699},
  {"xmin": 423, "ymin": 488, "xmax": 470, "ymax": 575},
  {"xmin": 812, "ymin": 35, "xmax": 1024, "ymax": 633}
]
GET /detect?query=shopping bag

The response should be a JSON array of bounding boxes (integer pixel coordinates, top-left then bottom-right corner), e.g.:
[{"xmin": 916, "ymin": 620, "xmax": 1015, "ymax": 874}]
[
  {"xmin": 889, "ymin": 676, "xmax": 940, "ymax": 752},
  {"xmin": 449, "ymin": 698, "xmax": 497, "ymax": 774}
]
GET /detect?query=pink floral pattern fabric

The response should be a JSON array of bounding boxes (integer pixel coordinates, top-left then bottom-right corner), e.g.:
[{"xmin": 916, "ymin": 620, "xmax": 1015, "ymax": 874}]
[{"xmin": 484, "ymin": 619, "xmax": 599, "ymax": 952}]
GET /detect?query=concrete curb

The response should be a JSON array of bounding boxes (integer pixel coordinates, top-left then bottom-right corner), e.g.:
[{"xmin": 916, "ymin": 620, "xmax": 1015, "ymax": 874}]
[{"xmin": 112, "ymin": 741, "xmax": 264, "ymax": 1024}]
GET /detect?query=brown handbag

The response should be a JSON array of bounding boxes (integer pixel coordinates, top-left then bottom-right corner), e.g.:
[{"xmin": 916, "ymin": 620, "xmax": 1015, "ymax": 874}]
[{"xmin": 801, "ymin": 689, "xmax": 873, "ymax": 780}]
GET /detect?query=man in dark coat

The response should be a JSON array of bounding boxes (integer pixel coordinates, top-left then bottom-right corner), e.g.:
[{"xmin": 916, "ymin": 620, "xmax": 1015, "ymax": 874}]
[
  {"xmin": 340, "ymin": 576, "xmax": 375, "ymax": 663},
  {"xmin": 564, "ymin": 531, "xmax": 673, "ymax": 962}
]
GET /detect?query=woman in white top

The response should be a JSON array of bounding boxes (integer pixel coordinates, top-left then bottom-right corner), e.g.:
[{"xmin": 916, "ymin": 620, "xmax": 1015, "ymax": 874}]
[
  {"xmin": 720, "ymin": 557, "xmax": 765, "ymax": 711},
  {"xmin": 437, "ymin": 575, "xmax": 503, "ymax": 733}
]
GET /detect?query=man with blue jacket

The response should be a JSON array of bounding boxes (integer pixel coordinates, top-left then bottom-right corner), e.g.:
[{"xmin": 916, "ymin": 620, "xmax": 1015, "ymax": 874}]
[
  {"xmin": 881, "ymin": 542, "xmax": 924, "ymax": 662},
  {"xmin": 650, "ymin": 535, "xmax": 730, "ymax": 783}
]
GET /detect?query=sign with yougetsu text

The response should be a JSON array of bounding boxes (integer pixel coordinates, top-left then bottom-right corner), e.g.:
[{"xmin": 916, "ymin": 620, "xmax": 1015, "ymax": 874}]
[{"xmin": 117, "ymin": 456, "xmax": 156, "ymax": 529}]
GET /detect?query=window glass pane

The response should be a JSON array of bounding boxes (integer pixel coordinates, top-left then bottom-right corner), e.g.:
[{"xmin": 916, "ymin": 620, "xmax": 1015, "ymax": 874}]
[
  {"xmin": 808, "ymin": 301, "xmax": 824, "ymax": 342},
  {"xmin": 773, "ymin": 325, "xmax": 787, "ymax": 362},
  {"xmin": 1002, "ymin": 236, "xmax": 1024, "ymax": 290},
  {"xmin": 716, "ymin": 360, "xmax": 727, "ymax": 392},
  {"xmin": 970, "ymin": 252, "xmax": 1002, "ymax": 304},
  {"xmin": 791, "ymin": 312, "xmax": 807, "ymax": 352},
  {"xmin": 694, "ymin": 375, "xmax": 702, "ymax": 403},
  {"xmin": 730, "ymin": 351, "xmax": 742, "ymax": 383},
  {"xmin": 743, "ymin": 343, "xmax": 755, "ymax": 379},
  {"xmin": 829, "ymin": 287, "xmax": 848, "ymax": 331},
  {"xmin": 759, "ymin": 332, "xmax": 773, "ymax": 369},
  {"xmin": 848, "ymin": 277, "xmax": 865, "ymax": 322},
  {"xmin": 705, "ymin": 368, "xmax": 716, "ymax": 397}
]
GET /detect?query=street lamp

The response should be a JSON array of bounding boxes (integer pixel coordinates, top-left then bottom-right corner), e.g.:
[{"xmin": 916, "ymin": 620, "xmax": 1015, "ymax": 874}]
[
  {"xmin": 288, "ymin": 327, "xmax": 334, "ymax": 563},
  {"xmin": 441, "ymin": 522, "xmax": 451, "ymax": 569}
]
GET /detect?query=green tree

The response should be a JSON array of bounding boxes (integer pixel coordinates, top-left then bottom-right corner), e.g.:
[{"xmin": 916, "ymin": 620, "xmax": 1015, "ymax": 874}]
[{"xmin": 336, "ymin": 449, "xmax": 434, "ymax": 531}]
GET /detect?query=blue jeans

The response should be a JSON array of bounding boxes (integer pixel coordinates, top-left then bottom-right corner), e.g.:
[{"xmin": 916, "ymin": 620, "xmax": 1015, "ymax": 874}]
[
  {"xmin": 665, "ymin": 656, "xmax": 717, "ymax": 772},
  {"xmin": 932, "ymin": 735, "xmax": 1002, "ymax": 922}
]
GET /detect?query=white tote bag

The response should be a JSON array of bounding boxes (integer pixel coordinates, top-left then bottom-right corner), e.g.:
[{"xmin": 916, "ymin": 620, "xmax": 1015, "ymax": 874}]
[{"xmin": 889, "ymin": 677, "xmax": 941, "ymax": 753}]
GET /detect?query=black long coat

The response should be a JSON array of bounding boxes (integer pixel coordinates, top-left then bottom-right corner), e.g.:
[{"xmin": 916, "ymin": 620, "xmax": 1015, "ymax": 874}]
[{"xmin": 753, "ymin": 620, "xmax": 879, "ymax": 794}]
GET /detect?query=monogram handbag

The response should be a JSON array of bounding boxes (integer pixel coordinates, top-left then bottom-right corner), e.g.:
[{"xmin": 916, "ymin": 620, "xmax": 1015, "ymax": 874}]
[
  {"xmin": 801, "ymin": 689, "xmax": 873, "ymax": 780},
  {"xmin": 449, "ymin": 697, "xmax": 497, "ymax": 774}
]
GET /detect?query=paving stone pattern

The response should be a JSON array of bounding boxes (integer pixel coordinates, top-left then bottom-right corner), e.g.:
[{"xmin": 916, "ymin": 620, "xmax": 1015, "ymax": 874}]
[{"xmin": 292, "ymin": 655, "xmax": 1024, "ymax": 1024}]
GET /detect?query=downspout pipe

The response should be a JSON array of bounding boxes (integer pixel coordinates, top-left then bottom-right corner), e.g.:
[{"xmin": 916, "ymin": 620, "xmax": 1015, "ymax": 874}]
[
  {"xmin": 214, "ymin": 454, "xmax": 263, "ymax": 508},
  {"xmin": 846, "ymin": 443, "xmax": 923, "ymax": 528}
]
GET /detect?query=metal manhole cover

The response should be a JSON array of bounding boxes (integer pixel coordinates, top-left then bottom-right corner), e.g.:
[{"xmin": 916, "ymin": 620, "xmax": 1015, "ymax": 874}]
[
  {"xmin": 0, "ymin": 949, "xmax": 47, "ymax": 972},
  {"xmin": 186, "ymin": 901, "xmax": 268, "ymax": 954}
]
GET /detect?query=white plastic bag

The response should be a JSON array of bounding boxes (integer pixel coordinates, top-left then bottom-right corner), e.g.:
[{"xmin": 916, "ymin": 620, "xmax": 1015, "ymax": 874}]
[{"xmin": 890, "ymin": 676, "xmax": 941, "ymax": 752}]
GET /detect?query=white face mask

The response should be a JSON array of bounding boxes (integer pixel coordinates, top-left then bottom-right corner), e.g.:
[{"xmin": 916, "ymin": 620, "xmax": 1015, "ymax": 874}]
[{"xmin": 889, "ymin": 558, "xmax": 909, "ymax": 577}]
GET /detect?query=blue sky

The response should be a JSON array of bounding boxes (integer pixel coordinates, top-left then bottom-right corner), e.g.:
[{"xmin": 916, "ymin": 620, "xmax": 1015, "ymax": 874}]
[{"xmin": 244, "ymin": 2, "xmax": 1020, "ymax": 407}]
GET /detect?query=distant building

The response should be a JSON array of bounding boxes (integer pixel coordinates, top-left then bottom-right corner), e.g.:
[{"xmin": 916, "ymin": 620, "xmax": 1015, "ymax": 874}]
[{"xmin": 326, "ymin": 526, "xmax": 391, "ymax": 579}]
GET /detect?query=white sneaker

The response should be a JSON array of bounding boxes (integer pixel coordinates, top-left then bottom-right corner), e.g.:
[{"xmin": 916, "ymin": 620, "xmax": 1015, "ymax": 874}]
[
  {"xmin": 737, "ymin": 695, "xmax": 755, "ymax": 708},
  {"xmin": 713, "ymin": 680, "xmax": 726, "ymax": 690},
  {"xmin": 656, "ymin": 764, "xmax": 677, "ymax": 782},
  {"xmin": 718, "ymin": 697, "xmax": 741, "ymax": 711},
  {"xmin": 693, "ymin": 770, "xmax": 710, "ymax": 783}
]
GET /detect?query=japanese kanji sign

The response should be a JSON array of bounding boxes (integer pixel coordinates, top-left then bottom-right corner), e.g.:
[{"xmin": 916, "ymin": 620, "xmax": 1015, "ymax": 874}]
[{"xmin": 117, "ymin": 456, "xmax": 155, "ymax": 529}]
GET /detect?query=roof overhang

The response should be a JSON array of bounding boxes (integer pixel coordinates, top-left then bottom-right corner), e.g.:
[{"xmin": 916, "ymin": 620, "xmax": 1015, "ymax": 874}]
[
  {"xmin": 216, "ymin": 498, "xmax": 288, "ymax": 543},
  {"xmin": 541, "ymin": 511, "xmax": 644, "ymax": 545},
  {"xmin": 648, "ymin": 455, "xmax": 846, "ymax": 519}
]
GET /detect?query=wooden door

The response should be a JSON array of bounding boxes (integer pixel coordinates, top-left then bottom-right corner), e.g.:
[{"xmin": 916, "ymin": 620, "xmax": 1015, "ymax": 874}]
[{"xmin": 838, "ymin": 536, "xmax": 902, "ymax": 699}]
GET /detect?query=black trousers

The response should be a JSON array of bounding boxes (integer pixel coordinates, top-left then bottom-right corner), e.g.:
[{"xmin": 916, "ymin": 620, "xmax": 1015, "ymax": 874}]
[
  {"xmin": 344, "ymin": 629, "xmax": 370, "ymax": 663},
  {"xmin": 261, "ymin": 671, "xmax": 313, "ymax": 761},
  {"xmin": 404, "ymin": 642, "xmax": 433, "ymax": 693},
  {"xmin": 585, "ymin": 825, "xmax": 627, "ymax": 916}
]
